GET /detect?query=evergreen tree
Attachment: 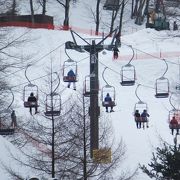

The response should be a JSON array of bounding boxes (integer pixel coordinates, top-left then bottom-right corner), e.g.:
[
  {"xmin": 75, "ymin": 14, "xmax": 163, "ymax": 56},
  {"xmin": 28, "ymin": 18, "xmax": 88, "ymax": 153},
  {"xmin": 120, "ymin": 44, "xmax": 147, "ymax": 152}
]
[{"xmin": 140, "ymin": 141, "xmax": 180, "ymax": 180}]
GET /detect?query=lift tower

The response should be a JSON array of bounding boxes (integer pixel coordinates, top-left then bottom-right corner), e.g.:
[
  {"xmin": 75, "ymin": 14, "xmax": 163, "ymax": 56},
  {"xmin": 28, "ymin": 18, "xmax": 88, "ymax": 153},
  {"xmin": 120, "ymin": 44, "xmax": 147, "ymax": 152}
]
[{"xmin": 65, "ymin": 28, "xmax": 119, "ymax": 157}]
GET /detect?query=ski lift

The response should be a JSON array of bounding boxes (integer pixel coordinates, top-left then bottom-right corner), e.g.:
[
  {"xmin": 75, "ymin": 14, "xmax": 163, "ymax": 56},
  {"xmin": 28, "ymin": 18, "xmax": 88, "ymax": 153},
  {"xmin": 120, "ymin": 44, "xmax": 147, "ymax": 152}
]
[
  {"xmin": 0, "ymin": 126, "xmax": 15, "ymax": 135},
  {"xmin": 101, "ymin": 67, "xmax": 116, "ymax": 108},
  {"xmin": 103, "ymin": 0, "xmax": 120, "ymax": 11},
  {"xmin": 23, "ymin": 65, "xmax": 39, "ymax": 108},
  {"xmin": 63, "ymin": 59, "xmax": 78, "ymax": 82},
  {"xmin": 44, "ymin": 92, "xmax": 61, "ymax": 117},
  {"xmin": 155, "ymin": 77, "xmax": 169, "ymax": 98},
  {"xmin": 83, "ymin": 74, "xmax": 99, "ymax": 97},
  {"xmin": 23, "ymin": 83, "xmax": 39, "ymax": 108},
  {"xmin": 134, "ymin": 101, "xmax": 148, "ymax": 122},
  {"xmin": 120, "ymin": 45, "xmax": 136, "ymax": 86},
  {"xmin": 0, "ymin": 89, "xmax": 15, "ymax": 135},
  {"xmin": 134, "ymin": 85, "xmax": 149, "ymax": 129},
  {"xmin": 155, "ymin": 59, "xmax": 169, "ymax": 98},
  {"xmin": 169, "ymin": 109, "xmax": 180, "ymax": 126},
  {"xmin": 175, "ymin": 59, "xmax": 180, "ymax": 91},
  {"xmin": 168, "ymin": 94, "xmax": 180, "ymax": 132},
  {"xmin": 120, "ymin": 64, "xmax": 136, "ymax": 86},
  {"xmin": 101, "ymin": 85, "xmax": 116, "ymax": 108}
]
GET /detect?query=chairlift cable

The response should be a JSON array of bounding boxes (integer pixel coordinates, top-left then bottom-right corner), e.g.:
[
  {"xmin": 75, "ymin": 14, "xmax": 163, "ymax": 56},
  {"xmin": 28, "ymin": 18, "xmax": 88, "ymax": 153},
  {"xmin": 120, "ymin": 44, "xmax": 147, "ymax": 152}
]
[
  {"xmin": 121, "ymin": 41, "xmax": 179, "ymax": 66},
  {"xmin": 0, "ymin": 43, "xmax": 65, "ymax": 80},
  {"xmin": 0, "ymin": 29, "xmax": 32, "ymax": 52},
  {"xmin": 98, "ymin": 60, "xmax": 172, "ymax": 94}
]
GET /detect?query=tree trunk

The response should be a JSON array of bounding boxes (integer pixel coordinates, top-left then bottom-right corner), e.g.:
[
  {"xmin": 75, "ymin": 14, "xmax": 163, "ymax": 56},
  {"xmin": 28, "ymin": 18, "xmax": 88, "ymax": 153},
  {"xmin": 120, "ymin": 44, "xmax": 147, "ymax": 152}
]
[
  {"xmin": 118, "ymin": 0, "xmax": 125, "ymax": 45},
  {"xmin": 135, "ymin": 0, "xmax": 146, "ymax": 25},
  {"xmin": 109, "ymin": 9, "xmax": 119, "ymax": 35},
  {"xmin": 42, "ymin": 0, "xmax": 46, "ymax": 15},
  {"xmin": 95, "ymin": 0, "xmax": 101, "ymax": 35},
  {"xmin": 30, "ymin": 0, "xmax": 34, "ymax": 24},
  {"xmin": 131, "ymin": 0, "xmax": 134, "ymax": 18},
  {"xmin": 63, "ymin": 0, "xmax": 70, "ymax": 29},
  {"xmin": 133, "ymin": 0, "xmax": 139, "ymax": 17},
  {"xmin": 12, "ymin": 0, "xmax": 16, "ymax": 15}
]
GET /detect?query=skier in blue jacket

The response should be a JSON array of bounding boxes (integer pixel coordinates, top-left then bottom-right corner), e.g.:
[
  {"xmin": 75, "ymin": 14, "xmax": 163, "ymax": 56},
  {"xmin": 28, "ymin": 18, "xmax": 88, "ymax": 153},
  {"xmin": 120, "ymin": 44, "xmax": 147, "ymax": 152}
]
[
  {"xmin": 104, "ymin": 93, "xmax": 114, "ymax": 112},
  {"xmin": 67, "ymin": 69, "xmax": 76, "ymax": 90}
]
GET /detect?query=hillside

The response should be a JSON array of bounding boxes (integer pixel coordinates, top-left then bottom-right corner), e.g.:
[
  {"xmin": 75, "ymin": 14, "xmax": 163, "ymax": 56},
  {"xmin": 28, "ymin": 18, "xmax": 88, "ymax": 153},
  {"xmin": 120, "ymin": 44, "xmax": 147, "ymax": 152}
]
[{"xmin": 0, "ymin": 0, "xmax": 180, "ymax": 179}]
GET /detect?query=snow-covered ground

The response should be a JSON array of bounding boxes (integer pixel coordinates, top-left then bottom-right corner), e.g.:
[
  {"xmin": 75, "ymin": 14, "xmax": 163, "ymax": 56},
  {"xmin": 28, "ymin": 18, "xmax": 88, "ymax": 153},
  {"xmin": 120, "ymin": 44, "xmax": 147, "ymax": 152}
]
[
  {"xmin": 0, "ymin": 26, "xmax": 179, "ymax": 179},
  {"xmin": 0, "ymin": 1, "xmax": 180, "ymax": 179}
]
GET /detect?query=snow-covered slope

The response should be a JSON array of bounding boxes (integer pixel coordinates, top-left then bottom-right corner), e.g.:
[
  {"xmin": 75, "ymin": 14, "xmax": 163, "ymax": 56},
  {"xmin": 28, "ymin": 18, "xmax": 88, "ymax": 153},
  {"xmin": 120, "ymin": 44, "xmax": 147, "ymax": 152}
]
[
  {"xmin": 1, "ymin": 26, "xmax": 179, "ymax": 179},
  {"xmin": 0, "ymin": 0, "xmax": 180, "ymax": 179}
]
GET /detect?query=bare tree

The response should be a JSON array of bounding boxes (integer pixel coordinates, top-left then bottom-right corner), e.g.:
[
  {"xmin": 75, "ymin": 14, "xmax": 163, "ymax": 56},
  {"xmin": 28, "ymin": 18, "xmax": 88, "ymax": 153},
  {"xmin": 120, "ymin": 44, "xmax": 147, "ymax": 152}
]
[
  {"xmin": 37, "ymin": 0, "xmax": 47, "ymax": 15},
  {"xmin": 56, "ymin": 0, "xmax": 72, "ymax": 29},
  {"xmin": 7, "ymin": 85, "xmax": 137, "ymax": 179},
  {"xmin": 30, "ymin": 0, "xmax": 35, "ymax": 23},
  {"xmin": 95, "ymin": 0, "xmax": 101, "ymax": 35}
]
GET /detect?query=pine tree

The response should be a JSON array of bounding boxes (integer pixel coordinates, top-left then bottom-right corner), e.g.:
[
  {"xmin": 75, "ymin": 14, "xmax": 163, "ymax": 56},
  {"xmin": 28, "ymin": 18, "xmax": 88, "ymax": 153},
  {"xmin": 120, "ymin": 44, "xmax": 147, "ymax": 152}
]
[{"xmin": 140, "ymin": 141, "xmax": 180, "ymax": 180}]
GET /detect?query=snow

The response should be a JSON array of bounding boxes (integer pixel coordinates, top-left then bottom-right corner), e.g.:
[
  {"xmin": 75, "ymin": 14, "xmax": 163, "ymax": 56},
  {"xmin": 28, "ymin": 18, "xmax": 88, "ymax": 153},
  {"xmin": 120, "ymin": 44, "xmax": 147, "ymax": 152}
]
[{"xmin": 0, "ymin": 1, "xmax": 180, "ymax": 179}]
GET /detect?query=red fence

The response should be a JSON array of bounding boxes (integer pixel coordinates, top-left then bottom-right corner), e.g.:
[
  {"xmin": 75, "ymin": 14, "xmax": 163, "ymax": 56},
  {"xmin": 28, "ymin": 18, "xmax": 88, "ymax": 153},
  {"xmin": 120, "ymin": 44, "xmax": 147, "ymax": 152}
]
[{"xmin": 0, "ymin": 21, "xmax": 54, "ymax": 29}]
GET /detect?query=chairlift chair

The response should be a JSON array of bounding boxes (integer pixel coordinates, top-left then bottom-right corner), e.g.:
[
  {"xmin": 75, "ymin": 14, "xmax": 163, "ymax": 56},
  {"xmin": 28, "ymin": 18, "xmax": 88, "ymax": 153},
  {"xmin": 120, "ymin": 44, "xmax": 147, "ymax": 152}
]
[
  {"xmin": 44, "ymin": 93, "xmax": 61, "ymax": 116},
  {"xmin": 83, "ymin": 74, "xmax": 99, "ymax": 97},
  {"xmin": 63, "ymin": 59, "xmax": 78, "ymax": 82},
  {"xmin": 134, "ymin": 100, "xmax": 148, "ymax": 122},
  {"xmin": 23, "ymin": 83, "xmax": 38, "ymax": 108},
  {"xmin": 155, "ymin": 77, "xmax": 169, "ymax": 98},
  {"xmin": 120, "ymin": 64, "xmax": 136, "ymax": 86},
  {"xmin": 176, "ymin": 84, "xmax": 180, "ymax": 91},
  {"xmin": 169, "ymin": 109, "xmax": 180, "ymax": 130},
  {"xmin": 0, "ymin": 128, "xmax": 15, "ymax": 135},
  {"xmin": 0, "ymin": 118, "xmax": 15, "ymax": 135},
  {"xmin": 101, "ymin": 85, "xmax": 116, "ymax": 107},
  {"xmin": 103, "ymin": 0, "xmax": 120, "ymax": 11}
]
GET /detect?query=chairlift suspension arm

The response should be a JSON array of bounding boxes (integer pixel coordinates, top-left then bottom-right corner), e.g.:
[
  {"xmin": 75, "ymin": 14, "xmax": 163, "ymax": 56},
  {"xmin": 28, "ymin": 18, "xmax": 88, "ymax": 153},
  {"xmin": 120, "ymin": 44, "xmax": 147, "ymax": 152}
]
[
  {"xmin": 169, "ymin": 93, "xmax": 176, "ymax": 111},
  {"xmin": 161, "ymin": 58, "xmax": 168, "ymax": 78},
  {"xmin": 102, "ymin": 67, "xmax": 109, "ymax": 85},
  {"xmin": 25, "ymin": 64, "xmax": 33, "ymax": 84},
  {"xmin": 135, "ymin": 84, "xmax": 142, "ymax": 102},
  {"xmin": 7, "ymin": 88, "xmax": 14, "ymax": 110},
  {"xmin": 127, "ymin": 45, "xmax": 135, "ymax": 65},
  {"xmin": 52, "ymin": 72, "xmax": 60, "ymax": 94},
  {"xmin": 65, "ymin": 47, "xmax": 71, "ymax": 60}
]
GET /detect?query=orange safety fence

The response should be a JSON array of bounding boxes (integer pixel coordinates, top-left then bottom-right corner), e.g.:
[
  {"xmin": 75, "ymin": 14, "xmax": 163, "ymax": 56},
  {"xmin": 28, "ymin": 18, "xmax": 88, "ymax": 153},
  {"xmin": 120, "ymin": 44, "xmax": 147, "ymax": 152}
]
[
  {"xmin": 0, "ymin": 21, "xmax": 54, "ymax": 29},
  {"xmin": 112, "ymin": 51, "xmax": 180, "ymax": 61}
]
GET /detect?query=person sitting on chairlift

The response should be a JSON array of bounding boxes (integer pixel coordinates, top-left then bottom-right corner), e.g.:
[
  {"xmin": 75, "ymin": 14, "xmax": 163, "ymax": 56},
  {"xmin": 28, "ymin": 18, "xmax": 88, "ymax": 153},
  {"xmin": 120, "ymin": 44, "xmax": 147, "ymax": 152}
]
[
  {"xmin": 173, "ymin": 21, "xmax": 178, "ymax": 31},
  {"xmin": 11, "ymin": 110, "xmax": 17, "ymax": 128},
  {"xmin": 113, "ymin": 47, "xmax": 119, "ymax": 59},
  {"xmin": 67, "ymin": 69, "xmax": 76, "ymax": 90},
  {"xmin": 170, "ymin": 116, "xmax": 179, "ymax": 135},
  {"xmin": 28, "ymin": 92, "xmax": 38, "ymax": 115},
  {"xmin": 134, "ymin": 110, "xmax": 141, "ymax": 129},
  {"xmin": 104, "ymin": 93, "xmax": 114, "ymax": 113},
  {"xmin": 141, "ymin": 109, "xmax": 150, "ymax": 129}
]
